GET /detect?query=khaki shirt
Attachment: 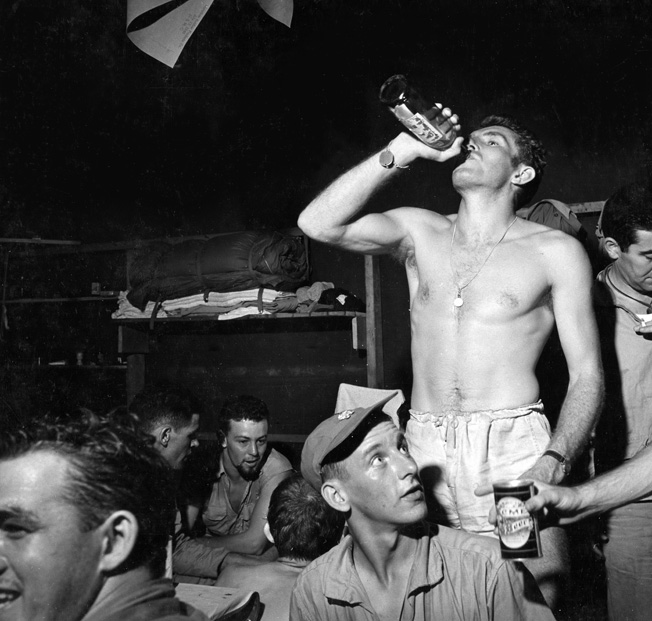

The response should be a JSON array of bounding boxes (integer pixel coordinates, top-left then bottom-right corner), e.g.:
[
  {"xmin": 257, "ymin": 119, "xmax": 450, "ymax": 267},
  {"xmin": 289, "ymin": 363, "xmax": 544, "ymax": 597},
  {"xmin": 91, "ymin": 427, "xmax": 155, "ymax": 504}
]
[
  {"xmin": 594, "ymin": 267, "xmax": 652, "ymax": 482},
  {"xmin": 290, "ymin": 524, "xmax": 555, "ymax": 621},
  {"xmin": 202, "ymin": 448, "xmax": 293, "ymax": 536}
]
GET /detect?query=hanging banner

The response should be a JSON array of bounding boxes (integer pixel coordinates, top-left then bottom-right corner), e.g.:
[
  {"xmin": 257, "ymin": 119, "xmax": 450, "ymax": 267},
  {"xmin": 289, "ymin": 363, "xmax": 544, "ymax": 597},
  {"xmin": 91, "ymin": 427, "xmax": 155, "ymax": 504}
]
[
  {"xmin": 126, "ymin": 0, "xmax": 293, "ymax": 68},
  {"xmin": 127, "ymin": 0, "xmax": 214, "ymax": 68}
]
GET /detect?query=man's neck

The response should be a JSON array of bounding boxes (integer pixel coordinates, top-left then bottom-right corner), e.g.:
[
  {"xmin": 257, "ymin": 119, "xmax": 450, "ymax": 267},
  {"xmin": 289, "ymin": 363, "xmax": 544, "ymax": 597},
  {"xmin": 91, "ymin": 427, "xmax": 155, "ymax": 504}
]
[
  {"xmin": 456, "ymin": 192, "xmax": 518, "ymax": 237},
  {"xmin": 83, "ymin": 567, "xmax": 156, "ymax": 620},
  {"xmin": 609, "ymin": 263, "xmax": 652, "ymax": 305},
  {"xmin": 349, "ymin": 522, "xmax": 415, "ymax": 585}
]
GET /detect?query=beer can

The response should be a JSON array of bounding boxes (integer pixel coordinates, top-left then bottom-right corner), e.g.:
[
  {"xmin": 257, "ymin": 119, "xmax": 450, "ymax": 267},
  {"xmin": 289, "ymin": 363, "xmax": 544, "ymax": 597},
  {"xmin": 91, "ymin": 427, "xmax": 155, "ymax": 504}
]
[{"xmin": 492, "ymin": 479, "xmax": 542, "ymax": 560}]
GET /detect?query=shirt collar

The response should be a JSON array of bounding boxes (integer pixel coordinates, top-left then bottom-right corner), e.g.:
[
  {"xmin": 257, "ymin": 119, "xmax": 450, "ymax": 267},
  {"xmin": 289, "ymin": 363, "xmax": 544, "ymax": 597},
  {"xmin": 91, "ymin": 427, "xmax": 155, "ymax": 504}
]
[{"xmin": 322, "ymin": 523, "xmax": 444, "ymax": 607}]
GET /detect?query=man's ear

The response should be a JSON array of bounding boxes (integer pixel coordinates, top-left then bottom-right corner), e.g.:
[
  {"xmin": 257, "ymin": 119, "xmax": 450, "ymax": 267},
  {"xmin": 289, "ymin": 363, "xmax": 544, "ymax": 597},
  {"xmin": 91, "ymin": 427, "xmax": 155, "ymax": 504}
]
[
  {"xmin": 512, "ymin": 165, "xmax": 535, "ymax": 187},
  {"xmin": 263, "ymin": 521, "xmax": 274, "ymax": 544},
  {"xmin": 602, "ymin": 236, "xmax": 622, "ymax": 262},
  {"xmin": 321, "ymin": 481, "xmax": 350, "ymax": 514},
  {"xmin": 156, "ymin": 425, "xmax": 172, "ymax": 449},
  {"xmin": 98, "ymin": 510, "xmax": 139, "ymax": 573}
]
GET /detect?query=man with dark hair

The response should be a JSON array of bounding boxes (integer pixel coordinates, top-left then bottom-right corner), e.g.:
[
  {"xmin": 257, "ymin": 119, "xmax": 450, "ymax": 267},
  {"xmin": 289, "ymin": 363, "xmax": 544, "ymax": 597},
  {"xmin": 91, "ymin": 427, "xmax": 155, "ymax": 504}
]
[
  {"xmin": 297, "ymin": 113, "xmax": 604, "ymax": 607},
  {"xmin": 186, "ymin": 395, "xmax": 293, "ymax": 557},
  {"xmin": 130, "ymin": 383, "xmax": 234, "ymax": 585},
  {"xmin": 217, "ymin": 474, "xmax": 344, "ymax": 620},
  {"xmin": 589, "ymin": 179, "xmax": 652, "ymax": 620},
  {"xmin": 130, "ymin": 383, "xmax": 201, "ymax": 471},
  {"xmin": 0, "ymin": 408, "xmax": 209, "ymax": 621},
  {"xmin": 290, "ymin": 397, "xmax": 555, "ymax": 621}
]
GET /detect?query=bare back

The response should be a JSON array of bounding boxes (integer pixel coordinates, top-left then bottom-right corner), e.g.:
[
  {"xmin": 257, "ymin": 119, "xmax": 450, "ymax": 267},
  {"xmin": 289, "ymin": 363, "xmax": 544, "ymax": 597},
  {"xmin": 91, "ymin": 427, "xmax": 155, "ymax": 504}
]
[{"xmin": 403, "ymin": 212, "xmax": 571, "ymax": 413}]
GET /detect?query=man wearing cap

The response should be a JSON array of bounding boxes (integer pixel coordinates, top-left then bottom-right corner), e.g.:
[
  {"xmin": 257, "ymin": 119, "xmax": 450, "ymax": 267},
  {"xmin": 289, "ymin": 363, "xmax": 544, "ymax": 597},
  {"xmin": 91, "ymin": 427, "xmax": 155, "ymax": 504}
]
[{"xmin": 290, "ymin": 396, "xmax": 555, "ymax": 621}]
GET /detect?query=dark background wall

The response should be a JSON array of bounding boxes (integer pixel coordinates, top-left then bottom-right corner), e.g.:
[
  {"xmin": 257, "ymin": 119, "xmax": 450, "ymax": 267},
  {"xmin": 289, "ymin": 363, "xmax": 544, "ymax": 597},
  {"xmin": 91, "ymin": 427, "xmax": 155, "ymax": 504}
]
[{"xmin": 1, "ymin": 0, "xmax": 651, "ymax": 424}]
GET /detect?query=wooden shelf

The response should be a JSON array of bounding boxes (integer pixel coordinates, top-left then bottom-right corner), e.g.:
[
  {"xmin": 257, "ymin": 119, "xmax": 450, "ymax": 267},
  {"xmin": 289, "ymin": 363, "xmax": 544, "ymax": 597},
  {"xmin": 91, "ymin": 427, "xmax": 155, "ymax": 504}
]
[
  {"xmin": 3, "ymin": 296, "xmax": 119, "ymax": 304},
  {"xmin": 113, "ymin": 310, "xmax": 364, "ymax": 323}
]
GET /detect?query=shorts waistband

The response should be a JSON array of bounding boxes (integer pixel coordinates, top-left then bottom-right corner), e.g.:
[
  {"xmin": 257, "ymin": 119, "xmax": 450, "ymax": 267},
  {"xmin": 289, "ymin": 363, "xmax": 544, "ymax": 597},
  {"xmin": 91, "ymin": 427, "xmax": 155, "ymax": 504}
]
[{"xmin": 409, "ymin": 399, "xmax": 544, "ymax": 423}]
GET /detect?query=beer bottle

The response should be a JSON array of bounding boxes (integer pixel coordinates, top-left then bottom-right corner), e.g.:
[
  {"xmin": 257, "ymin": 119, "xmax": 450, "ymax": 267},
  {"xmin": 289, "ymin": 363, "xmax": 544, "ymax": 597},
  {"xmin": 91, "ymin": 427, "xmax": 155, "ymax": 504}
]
[{"xmin": 379, "ymin": 74, "xmax": 456, "ymax": 150}]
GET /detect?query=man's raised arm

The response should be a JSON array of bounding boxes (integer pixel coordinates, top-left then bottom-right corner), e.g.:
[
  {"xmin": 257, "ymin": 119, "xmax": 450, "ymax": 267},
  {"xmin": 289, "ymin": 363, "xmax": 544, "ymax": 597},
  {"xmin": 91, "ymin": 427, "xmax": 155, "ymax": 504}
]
[{"xmin": 298, "ymin": 123, "xmax": 463, "ymax": 254}]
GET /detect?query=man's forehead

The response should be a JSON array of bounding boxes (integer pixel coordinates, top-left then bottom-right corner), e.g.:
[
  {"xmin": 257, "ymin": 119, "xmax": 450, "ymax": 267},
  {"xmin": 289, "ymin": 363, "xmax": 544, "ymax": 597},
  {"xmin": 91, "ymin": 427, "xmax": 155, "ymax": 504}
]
[
  {"xmin": 186, "ymin": 413, "xmax": 200, "ymax": 431},
  {"xmin": 0, "ymin": 452, "xmax": 71, "ymax": 509},
  {"xmin": 228, "ymin": 418, "xmax": 268, "ymax": 436},
  {"xmin": 354, "ymin": 419, "xmax": 400, "ymax": 453},
  {"xmin": 631, "ymin": 229, "xmax": 652, "ymax": 252},
  {"xmin": 471, "ymin": 125, "xmax": 518, "ymax": 143}
]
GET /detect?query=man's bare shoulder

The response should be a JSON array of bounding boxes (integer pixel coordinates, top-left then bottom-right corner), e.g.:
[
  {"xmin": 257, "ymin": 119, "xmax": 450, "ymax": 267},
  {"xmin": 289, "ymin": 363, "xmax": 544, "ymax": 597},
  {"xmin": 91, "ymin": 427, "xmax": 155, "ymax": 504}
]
[
  {"xmin": 517, "ymin": 218, "xmax": 586, "ymax": 251},
  {"xmin": 516, "ymin": 218, "xmax": 591, "ymax": 277}
]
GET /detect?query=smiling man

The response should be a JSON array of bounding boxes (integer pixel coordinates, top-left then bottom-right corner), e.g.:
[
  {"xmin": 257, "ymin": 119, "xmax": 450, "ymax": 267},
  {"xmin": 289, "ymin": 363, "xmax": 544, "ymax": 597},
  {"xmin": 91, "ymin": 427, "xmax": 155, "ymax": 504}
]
[
  {"xmin": 291, "ymin": 396, "xmax": 555, "ymax": 621},
  {"xmin": 186, "ymin": 395, "xmax": 293, "ymax": 558},
  {"xmin": 0, "ymin": 408, "xmax": 208, "ymax": 621},
  {"xmin": 297, "ymin": 114, "xmax": 604, "ymax": 608}
]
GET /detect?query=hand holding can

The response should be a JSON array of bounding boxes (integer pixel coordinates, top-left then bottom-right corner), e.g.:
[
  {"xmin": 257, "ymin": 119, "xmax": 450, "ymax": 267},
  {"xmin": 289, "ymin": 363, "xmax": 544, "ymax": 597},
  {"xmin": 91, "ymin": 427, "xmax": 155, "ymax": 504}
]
[{"xmin": 493, "ymin": 479, "xmax": 542, "ymax": 560}]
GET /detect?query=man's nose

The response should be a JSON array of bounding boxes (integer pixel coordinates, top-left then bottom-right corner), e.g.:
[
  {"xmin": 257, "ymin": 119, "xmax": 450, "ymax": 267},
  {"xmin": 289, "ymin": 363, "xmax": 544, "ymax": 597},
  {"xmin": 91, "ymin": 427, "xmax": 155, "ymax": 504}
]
[
  {"xmin": 249, "ymin": 443, "xmax": 259, "ymax": 456},
  {"xmin": 396, "ymin": 451, "xmax": 418, "ymax": 477}
]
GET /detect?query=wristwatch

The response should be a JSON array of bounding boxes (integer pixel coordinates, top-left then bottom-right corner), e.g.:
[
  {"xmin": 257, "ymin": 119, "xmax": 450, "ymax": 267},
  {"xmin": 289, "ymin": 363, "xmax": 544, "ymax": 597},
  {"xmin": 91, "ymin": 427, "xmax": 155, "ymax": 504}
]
[
  {"xmin": 379, "ymin": 147, "xmax": 409, "ymax": 170},
  {"xmin": 542, "ymin": 449, "xmax": 571, "ymax": 476}
]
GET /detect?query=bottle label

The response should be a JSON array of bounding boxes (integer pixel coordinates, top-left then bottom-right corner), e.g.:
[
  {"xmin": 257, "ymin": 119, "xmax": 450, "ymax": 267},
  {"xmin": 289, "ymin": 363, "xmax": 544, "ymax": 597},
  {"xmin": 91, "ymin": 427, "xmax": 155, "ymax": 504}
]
[{"xmin": 404, "ymin": 112, "xmax": 444, "ymax": 144}]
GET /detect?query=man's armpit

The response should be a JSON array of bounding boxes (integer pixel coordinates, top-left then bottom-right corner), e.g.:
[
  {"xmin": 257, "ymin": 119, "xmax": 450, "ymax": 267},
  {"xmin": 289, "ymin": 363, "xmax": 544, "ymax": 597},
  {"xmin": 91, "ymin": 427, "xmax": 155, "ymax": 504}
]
[{"xmin": 392, "ymin": 242, "xmax": 414, "ymax": 267}]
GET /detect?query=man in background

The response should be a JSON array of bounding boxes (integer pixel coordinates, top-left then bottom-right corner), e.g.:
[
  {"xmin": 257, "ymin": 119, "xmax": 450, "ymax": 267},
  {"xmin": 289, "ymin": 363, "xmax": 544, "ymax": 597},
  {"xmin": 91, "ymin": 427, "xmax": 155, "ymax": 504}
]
[
  {"xmin": 589, "ymin": 179, "xmax": 652, "ymax": 620},
  {"xmin": 0, "ymin": 407, "xmax": 208, "ymax": 621},
  {"xmin": 217, "ymin": 473, "xmax": 344, "ymax": 620},
  {"xmin": 130, "ymin": 383, "xmax": 231, "ymax": 583},
  {"xmin": 186, "ymin": 394, "xmax": 293, "ymax": 557}
]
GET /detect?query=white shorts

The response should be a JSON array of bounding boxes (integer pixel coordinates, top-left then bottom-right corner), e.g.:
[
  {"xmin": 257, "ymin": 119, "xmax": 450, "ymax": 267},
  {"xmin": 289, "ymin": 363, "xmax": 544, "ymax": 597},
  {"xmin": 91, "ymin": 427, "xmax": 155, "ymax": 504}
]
[{"xmin": 406, "ymin": 401, "xmax": 551, "ymax": 535}]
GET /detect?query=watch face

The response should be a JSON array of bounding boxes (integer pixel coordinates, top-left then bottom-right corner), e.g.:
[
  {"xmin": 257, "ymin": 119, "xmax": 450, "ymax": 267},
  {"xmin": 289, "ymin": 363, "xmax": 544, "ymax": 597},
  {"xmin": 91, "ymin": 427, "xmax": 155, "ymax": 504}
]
[{"xmin": 379, "ymin": 149, "xmax": 394, "ymax": 168}]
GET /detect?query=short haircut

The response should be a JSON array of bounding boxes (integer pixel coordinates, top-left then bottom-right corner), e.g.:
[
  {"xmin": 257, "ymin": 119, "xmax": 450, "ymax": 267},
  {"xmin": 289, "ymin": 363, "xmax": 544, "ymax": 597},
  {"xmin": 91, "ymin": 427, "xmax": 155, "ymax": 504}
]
[
  {"xmin": 129, "ymin": 382, "xmax": 200, "ymax": 433},
  {"xmin": 217, "ymin": 395, "xmax": 269, "ymax": 441},
  {"xmin": 601, "ymin": 179, "xmax": 652, "ymax": 252},
  {"xmin": 267, "ymin": 474, "xmax": 344, "ymax": 561},
  {"xmin": 0, "ymin": 407, "xmax": 175, "ymax": 578},
  {"xmin": 477, "ymin": 114, "xmax": 547, "ymax": 208}
]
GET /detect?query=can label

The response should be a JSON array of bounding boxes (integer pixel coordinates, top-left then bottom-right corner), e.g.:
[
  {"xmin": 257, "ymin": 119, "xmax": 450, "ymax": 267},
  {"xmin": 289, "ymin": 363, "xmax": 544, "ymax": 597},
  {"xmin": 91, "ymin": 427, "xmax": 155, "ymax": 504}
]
[{"xmin": 493, "ymin": 480, "xmax": 542, "ymax": 559}]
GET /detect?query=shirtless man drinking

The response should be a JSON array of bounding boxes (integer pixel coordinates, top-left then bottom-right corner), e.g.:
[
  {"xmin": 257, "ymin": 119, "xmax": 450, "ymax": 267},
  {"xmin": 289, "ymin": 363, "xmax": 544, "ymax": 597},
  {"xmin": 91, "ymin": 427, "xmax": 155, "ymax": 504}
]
[{"xmin": 297, "ymin": 113, "xmax": 604, "ymax": 609}]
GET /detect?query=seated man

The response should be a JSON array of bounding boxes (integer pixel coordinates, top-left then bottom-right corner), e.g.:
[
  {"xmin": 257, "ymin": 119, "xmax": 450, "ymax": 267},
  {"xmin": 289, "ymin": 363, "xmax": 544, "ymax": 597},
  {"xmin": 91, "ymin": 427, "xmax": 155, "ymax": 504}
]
[
  {"xmin": 186, "ymin": 395, "xmax": 293, "ymax": 557},
  {"xmin": 216, "ymin": 473, "xmax": 344, "ymax": 620},
  {"xmin": 290, "ymin": 395, "xmax": 556, "ymax": 621},
  {"xmin": 129, "ymin": 383, "xmax": 232, "ymax": 584},
  {"xmin": 0, "ymin": 407, "xmax": 209, "ymax": 621}
]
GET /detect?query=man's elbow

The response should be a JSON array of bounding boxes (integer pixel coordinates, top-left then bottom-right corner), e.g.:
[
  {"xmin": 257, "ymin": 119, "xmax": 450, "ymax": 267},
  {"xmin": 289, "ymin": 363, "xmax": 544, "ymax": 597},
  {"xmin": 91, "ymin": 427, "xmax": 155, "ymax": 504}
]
[
  {"xmin": 241, "ymin": 538, "xmax": 268, "ymax": 557},
  {"xmin": 297, "ymin": 211, "xmax": 336, "ymax": 244}
]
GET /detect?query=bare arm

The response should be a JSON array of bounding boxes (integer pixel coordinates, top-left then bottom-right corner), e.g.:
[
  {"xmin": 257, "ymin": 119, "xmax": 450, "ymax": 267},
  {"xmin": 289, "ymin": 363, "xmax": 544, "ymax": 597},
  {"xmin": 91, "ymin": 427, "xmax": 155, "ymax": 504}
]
[
  {"xmin": 526, "ymin": 445, "xmax": 652, "ymax": 522},
  {"xmin": 524, "ymin": 236, "xmax": 604, "ymax": 484},
  {"xmin": 297, "ymin": 128, "xmax": 463, "ymax": 254},
  {"xmin": 206, "ymin": 470, "xmax": 291, "ymax": 556}
]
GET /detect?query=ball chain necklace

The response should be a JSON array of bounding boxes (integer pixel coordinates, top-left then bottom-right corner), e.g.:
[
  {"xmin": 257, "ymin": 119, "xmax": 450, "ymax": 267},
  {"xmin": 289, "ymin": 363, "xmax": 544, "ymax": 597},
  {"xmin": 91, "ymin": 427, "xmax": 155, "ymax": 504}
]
[{"xmin": 450, "ymin": 216, "xmax": 518, "ymax": 308}]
